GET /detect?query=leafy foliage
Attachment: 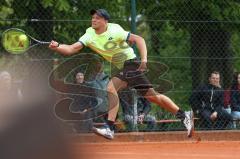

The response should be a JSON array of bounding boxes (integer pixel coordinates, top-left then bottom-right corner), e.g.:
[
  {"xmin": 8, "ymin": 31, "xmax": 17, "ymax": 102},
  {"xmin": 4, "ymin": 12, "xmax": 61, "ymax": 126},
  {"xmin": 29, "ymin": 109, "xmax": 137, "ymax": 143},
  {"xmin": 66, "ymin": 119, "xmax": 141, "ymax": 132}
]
[{"xmin": 1, "ymin": 0, "xmax": 240, "ymax": 112}]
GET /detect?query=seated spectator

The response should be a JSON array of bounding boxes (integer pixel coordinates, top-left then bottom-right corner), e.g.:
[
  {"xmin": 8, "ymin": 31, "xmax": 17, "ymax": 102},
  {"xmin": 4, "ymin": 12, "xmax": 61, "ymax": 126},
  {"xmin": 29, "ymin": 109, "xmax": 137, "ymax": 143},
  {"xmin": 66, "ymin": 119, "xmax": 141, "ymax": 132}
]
[
  {"xmin": 70, "ymin": 72, "xmax": 98, "ymax": 133},
  {"xmin": 0, "ymin": 71, "xmax": 24, "ymax": 130},
  {"xmin": 52, "ymin": 63, "xmax": 109, "ymax": 132},
  {"xmin": 230, "ymin": 72, "xmax": 240, "ymax": 128},
  {"xmin": 189, "ymin": 71, "xmax": 232, "ymax": 130},
  {"xmin": 119, "ymin": 88, "xmax": 156, "ymax": 131},
  {"xmin": 87, "ymin": 70, "xmax": 109, "ymax": 122},
  {"xmin": 0, "ymin": 71, "xmax": 23, "ymax": 106}
]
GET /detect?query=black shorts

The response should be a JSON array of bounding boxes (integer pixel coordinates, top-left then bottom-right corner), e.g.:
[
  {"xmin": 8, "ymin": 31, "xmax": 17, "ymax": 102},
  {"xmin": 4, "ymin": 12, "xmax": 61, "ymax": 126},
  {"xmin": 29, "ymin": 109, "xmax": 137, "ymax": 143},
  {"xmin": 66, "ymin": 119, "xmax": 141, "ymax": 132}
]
[{"xmin": 114, "ymin": 58, "xmax": 153, "ymax": 96}]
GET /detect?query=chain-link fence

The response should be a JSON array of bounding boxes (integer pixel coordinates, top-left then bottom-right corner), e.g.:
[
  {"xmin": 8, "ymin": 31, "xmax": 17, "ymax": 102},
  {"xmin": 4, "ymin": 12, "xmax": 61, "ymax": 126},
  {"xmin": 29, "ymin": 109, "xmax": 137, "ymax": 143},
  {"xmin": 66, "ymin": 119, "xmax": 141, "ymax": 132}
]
[{"xmin": 1, "ymin": 0, "xmax": 240, "ymax": 132}]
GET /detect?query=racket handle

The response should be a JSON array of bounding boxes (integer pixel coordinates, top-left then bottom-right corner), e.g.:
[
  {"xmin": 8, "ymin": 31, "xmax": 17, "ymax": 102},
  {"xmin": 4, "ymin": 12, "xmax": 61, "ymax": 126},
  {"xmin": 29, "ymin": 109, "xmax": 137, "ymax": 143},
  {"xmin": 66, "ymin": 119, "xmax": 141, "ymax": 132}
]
[{"xmin": 40, "ymin": 41, "xmax": 51, "ymax": 45}]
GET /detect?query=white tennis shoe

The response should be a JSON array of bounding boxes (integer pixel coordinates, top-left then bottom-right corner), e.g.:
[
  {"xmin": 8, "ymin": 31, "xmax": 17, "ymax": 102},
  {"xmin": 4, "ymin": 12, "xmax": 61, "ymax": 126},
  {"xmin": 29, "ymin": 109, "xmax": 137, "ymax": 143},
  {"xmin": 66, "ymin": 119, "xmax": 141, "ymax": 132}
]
[
  {"xmin": 183, "ymin": 111, "xmax": 194, "ymax": 137},
  {"xmin": 92, "ymin": 125, "xmax": 114, "ymax": 140}
]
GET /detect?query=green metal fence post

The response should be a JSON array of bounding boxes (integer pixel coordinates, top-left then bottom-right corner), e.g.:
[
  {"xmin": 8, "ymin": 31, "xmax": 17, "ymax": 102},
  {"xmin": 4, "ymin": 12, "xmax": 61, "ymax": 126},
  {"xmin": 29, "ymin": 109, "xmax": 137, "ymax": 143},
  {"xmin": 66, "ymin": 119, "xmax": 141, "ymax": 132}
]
[
  {"xmin": 131, "ymin": 0, "xmax": 137, "ymax": 34},
  {"xmin": 130, "ymin": 0, "xmax": 139, "ymax": 132}
]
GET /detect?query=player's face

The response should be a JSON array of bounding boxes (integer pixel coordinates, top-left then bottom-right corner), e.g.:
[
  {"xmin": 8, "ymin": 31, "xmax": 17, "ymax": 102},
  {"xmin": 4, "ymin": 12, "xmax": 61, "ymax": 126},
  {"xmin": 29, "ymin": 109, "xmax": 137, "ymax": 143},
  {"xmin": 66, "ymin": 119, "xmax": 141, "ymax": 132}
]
[
  {"xmin": 209, "ymin": 73, "xmax": 220, "ymax": 87},
  {"xmin": 91, "ymin": 14, "xmax": 107, "ymax": 29}
]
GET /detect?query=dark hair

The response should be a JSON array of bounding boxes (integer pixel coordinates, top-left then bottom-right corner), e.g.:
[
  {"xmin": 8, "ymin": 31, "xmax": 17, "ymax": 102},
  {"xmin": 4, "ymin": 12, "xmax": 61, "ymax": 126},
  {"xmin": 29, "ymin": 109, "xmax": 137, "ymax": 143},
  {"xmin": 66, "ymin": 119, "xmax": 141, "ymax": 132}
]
[
  {"xmin": 90, "ymin": 9, "xmax": 110, "ymax": 20},
  {"xmin": 232, "ymin": 72, "xmax": 240, "ymax": 85},
  {"xmin": 208, "ymin": 71, "xmax": 220, "ymax": 78}
]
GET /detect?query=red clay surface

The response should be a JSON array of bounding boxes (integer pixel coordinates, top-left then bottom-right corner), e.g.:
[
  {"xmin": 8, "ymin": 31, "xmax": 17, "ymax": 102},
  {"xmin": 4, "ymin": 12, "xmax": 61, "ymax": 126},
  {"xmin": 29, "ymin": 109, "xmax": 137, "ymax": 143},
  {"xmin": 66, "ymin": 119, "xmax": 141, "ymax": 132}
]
[{"xmin": 73, "ymin": 141, "xmax": 240, "ymax": 159}]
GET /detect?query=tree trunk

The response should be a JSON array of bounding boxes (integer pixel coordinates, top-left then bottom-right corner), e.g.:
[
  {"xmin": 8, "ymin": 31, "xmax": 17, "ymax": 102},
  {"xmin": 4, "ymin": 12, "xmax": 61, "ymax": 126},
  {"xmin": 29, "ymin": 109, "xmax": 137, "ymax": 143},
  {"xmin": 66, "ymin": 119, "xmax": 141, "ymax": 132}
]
[
  {"xmin": 190, "ymin": 25, "xmax": 208, "ymax": 89},
  {"xmin": 149, "ymin": 21, "xmax": 161, "ymax": 54}
]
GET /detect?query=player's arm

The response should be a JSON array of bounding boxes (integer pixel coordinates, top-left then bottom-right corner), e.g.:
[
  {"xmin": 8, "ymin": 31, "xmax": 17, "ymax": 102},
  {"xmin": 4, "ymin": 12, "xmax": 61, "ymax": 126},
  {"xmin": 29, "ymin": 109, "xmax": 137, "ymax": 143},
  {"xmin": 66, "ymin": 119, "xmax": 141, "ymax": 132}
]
[
  {"xmin": 128, "ymin": 33, "xmax": 147, "ymax": 63},
  {"xmin": 49, "ymin": 41, "xmax": 83, "ymax": 56},
  {"xmin": 128, "ymin": 33, "xmax": 147, "ymax": 71}
]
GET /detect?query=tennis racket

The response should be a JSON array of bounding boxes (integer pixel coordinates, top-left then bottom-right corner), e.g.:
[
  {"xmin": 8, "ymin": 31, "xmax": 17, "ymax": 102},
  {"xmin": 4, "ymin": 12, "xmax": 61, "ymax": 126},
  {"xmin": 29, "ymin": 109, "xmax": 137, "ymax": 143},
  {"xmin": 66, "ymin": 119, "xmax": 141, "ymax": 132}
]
[{"xmin": 2, "ymin": 28, "xmax": 50, "ymax": 54}]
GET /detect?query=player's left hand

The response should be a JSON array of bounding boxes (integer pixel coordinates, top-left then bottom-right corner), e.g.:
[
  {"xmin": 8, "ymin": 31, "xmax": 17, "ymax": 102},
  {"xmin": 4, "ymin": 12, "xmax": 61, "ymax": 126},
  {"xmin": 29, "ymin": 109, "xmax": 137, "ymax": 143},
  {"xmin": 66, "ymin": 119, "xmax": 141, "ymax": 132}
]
[{"xmin": 137, "ymin": 61, "xmax": 147, "ymax": 72}]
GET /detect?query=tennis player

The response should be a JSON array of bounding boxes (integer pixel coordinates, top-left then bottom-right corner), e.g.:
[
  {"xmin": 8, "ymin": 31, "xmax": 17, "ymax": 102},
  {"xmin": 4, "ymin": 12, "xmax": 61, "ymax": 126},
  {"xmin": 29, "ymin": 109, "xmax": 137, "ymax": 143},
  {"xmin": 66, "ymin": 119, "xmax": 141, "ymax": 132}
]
[{"xmin": 49, "ymin": 9, "xmax": 194, "ymax": 139}]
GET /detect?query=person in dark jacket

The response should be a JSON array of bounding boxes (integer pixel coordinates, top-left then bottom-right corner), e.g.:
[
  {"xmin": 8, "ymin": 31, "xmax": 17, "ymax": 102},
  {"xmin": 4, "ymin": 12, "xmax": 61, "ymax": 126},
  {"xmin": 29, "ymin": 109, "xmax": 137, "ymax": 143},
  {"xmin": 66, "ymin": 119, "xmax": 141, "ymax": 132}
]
[
  {"xmin": 119, "ymin": 88, "xmax": 156, "ymax": 131},
  {"xmin": 189, "ymin": 71, "xmax": 232, "ymax": 129},
  {"xmin": 70, "ymin": 72, "xmax": 98, "ymax": 133},
  {"xmin": 230, "ymin": 72, "xmax": 240, "ymax": 128}
]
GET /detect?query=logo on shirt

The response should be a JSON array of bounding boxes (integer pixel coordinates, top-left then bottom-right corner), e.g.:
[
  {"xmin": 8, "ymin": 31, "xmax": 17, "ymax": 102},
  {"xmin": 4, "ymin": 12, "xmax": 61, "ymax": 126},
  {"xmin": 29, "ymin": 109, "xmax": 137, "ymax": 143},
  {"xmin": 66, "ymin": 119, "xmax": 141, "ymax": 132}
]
[{"xmin": 108, "ymin": 37, "xmax": 113, "ymax": 40}]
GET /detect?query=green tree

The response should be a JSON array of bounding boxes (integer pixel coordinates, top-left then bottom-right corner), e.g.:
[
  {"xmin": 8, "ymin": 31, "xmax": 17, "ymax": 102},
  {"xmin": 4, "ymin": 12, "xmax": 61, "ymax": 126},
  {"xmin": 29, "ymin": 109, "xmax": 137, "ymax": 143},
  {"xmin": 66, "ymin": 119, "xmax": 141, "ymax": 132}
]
[{"xmin": 138, "ymin": 0, "xmax": 240, "ymax": 90}]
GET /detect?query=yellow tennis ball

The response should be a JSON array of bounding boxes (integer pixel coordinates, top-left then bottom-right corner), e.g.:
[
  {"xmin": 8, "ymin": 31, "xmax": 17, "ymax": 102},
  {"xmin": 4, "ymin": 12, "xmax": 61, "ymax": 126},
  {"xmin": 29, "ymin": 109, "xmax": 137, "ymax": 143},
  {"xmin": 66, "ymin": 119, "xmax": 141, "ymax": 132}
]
[{"xmin": 19, "ymin": 34, "xmax": 28, "ymax": 42}]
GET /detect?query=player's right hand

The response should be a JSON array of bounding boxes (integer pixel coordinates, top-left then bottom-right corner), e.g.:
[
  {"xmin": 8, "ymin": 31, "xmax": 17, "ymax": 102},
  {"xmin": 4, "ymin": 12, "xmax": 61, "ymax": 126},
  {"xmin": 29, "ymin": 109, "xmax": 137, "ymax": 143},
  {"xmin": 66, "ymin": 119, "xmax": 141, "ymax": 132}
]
[
  {"xmin": 49, "ymin": 40, "xmax": 59, "ymax": 49},
  {"xmin": 137, "ymin": 61, "xmax": 147, "ymax": 72}
]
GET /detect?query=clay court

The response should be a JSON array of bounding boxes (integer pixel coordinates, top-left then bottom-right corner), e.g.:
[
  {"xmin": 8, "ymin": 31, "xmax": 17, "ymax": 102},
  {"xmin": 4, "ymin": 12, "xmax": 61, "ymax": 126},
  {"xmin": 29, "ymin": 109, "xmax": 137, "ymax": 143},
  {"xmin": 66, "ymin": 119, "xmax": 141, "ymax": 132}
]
[
  {"xmin": 71, "ymin": 131, "xmax": 240, "ymax": 159},
  {"xmin": 75, "ymin": 141, "xmax": 240, "ymax": 159}
]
